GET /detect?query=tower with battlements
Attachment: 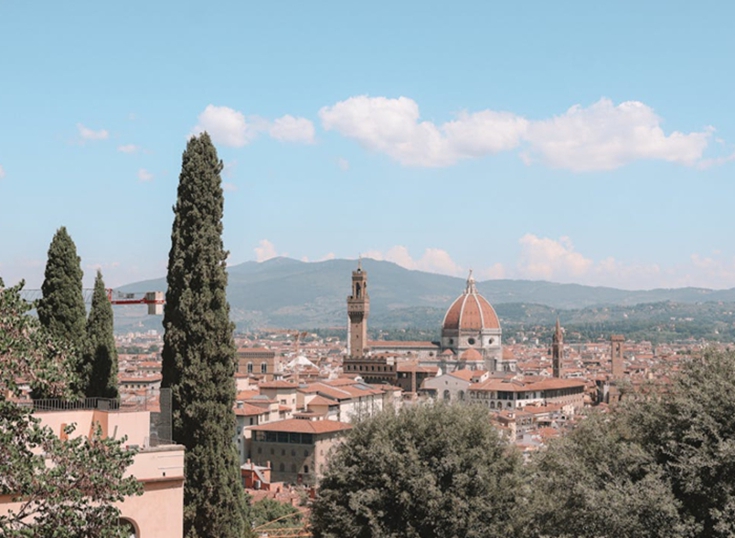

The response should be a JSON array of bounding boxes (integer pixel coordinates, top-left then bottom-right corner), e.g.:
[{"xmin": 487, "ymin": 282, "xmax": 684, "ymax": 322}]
[{"xmin": 347, "ymin": 262, "xmax": 370, "ymax": 358}]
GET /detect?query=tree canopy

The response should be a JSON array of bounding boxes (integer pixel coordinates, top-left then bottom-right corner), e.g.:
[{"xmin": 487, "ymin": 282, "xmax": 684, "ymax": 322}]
[
  {"xmin": 311, "ymin": 402, "xmax": 524, "ymax": 538},
  {"xmin": 84, "ymin": 270, "xmax": 119, "ymax": 398},
  {"xmin": 160, "ymin": 132, "xmax": 251, "ymax": 537},
  {"xmin": 36, "ymin": 226, "xmax": 87, "ymax": 396}
]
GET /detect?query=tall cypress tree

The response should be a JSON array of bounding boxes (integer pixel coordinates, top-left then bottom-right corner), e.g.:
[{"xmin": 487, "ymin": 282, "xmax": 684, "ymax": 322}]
[
  {"xmin": 161, "ymin": 133, "xmax": 249, "ymax": 538},
  {"xmin": 37, "ymin": 226, "xmax": 87, "ymax": 397},
  {"xmin": 84, "ymin": 270, "xmax": 118, "ymax": 399}
]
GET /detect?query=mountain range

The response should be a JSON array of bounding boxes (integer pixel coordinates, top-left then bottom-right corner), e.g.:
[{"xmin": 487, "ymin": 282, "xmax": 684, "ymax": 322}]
[{"xmin": 112, "ymin": 257, "xmax": 735, "ymax": 334}]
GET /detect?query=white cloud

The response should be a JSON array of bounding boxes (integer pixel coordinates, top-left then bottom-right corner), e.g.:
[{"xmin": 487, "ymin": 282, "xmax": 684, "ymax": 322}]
[
  {"xmin": 117, "ymin": 144, "xmax": 140, "ymax": 153},
  {"xmin": 364, "ymin": 246, "xmax": 464, "ymax": 276},
  {"xmin": 517, "ymin": 234, "xmax": 593, "ymax": 281},
  {"xmin": 698, "ymin": 149, "xmax": 735, "ymax": 170},
  {"xmin": 137, "ymin": 168, "xmax": 154, "ymax": 182},
  {"xmin": 301, "ymin": 252, "xmax": 336, "ymax": 263},
  {"xmin": 254, "ymin": 239, "xmax": 279, "ymax": 262},
  {"xmin": 511, "ymin": 234, "xmax": 735, "ymax": 289},
  {"xmin": 0, "ymin": 164, "xmax": 5, "ymax": 179},
  {"xmin": 192, "ymin": 105, "xmax": 253, "ymax": 147},
  {"xmin": 478, "ymin": 263, "xmax": 506, "ymax": 280},
  {"xmin": 77, "ymin": 123, "xmax": 109, "ymax": 141},
  {"xmin": 269, "ymin": 115, "xmax": 315, "ymax": 144},
  {"xmin": 319, "ymin": 95, "xmax": 526, "ymax": 167},
  {"xmin": 320, "ymin": 95, "xmax": 716, "ymax": 171},
  {"xmin": 192, "ymin": 105, "xmax": 315, "ymax": 147},
  {"xmin": 222, "ymin": 182, "xmax": 238, "ymax": 192},
  {"xmin": 522, "ymin": 99, "xmax": 712, "ymax": 171},
  {"xmin": 337, "ymin": 157, "xmax": 350, "ymax": 171}
]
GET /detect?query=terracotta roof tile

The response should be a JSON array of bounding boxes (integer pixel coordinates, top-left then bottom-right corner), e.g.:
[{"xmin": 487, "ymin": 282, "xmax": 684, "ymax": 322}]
[{"xmin": 249, "ymin": 418, "xmax": 352, "ymax": 435}]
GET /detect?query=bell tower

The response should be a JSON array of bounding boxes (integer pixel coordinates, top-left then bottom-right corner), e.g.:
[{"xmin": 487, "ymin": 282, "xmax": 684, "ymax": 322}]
[
  {"xmin": 347, "ymin": 261, "xmax": 370, "ymax": 358},
  {"xmin": 552, "ymin": 318, "xmax": 563, "ymax": 378}
]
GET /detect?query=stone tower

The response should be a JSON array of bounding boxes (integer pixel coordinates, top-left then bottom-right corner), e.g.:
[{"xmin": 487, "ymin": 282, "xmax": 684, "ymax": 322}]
[
  {"xmin": 611, "ymin": 334, "xmax": 625, "ymax": 378},
  {"xmin": 347, "ymin": 261, "xmax": 370, "ymax": 358},
  {"xmin": 552, "ymin": 318, "xmax": 563, "ymax": 378}
]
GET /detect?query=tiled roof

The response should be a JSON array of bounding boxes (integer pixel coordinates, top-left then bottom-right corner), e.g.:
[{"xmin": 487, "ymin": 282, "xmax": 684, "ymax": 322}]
[
  {"xmin": 249, "ymin": 418, "xmax": 352, "ymax": 435},
  {"xmin": 234, "ymin": 403, "xmax": 270, "ymax": 417},
  {"xmin": 307, "ymin": 395, "xmax": 338, "ymax": 407},
  {"xmin": 460, "ymin": 348, "xmax": 483, "ymax": 361},
  {"xmin": 259, "ymin": 380, "xmax": 298, "ymax": 389},
  {"xmin": 442, "ymin": 287, "xmax": 500, "ymax": 332},
  {"xmin": 448, "ymin": 369, "xmax": 477, "ymax": 381}
]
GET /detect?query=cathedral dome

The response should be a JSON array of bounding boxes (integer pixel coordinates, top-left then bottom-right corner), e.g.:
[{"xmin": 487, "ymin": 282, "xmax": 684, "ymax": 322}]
[{"xmin": 442, "ymin": 271, "xmax": 500, "ymax": 332}]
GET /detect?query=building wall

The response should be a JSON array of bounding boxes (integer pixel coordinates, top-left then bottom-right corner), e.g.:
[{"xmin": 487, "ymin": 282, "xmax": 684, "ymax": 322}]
[
  {"xmin": 0, "ymin": 410, "xmax": 184, "ymax": 538},
  {"xmin": 250, "ymin": 431, "xmax": 344, "ymax": 487}
]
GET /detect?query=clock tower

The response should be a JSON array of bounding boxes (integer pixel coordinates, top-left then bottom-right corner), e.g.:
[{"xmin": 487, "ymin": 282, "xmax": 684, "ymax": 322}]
[{"xmin": 347, "ymin": 261, "xmax": 370, "ymax": 358}]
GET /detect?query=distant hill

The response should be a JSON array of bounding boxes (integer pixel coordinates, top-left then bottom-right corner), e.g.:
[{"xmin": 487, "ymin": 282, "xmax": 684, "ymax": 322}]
[{"xmin": 112, "ymin": 257, "xmax": 735, "ymax": 334}]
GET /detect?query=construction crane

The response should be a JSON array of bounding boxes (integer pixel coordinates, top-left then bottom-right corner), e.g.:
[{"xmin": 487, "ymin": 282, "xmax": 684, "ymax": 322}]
[{"xmin": 19, "ymin": 289, "xmax": 165, "ymax": 315}]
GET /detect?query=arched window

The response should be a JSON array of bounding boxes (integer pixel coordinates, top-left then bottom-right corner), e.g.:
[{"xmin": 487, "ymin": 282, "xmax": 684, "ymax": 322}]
[
  {"xmin": 261, "ymin": 362, "xmax": 267, "ymax": 374},
  {"xmin": 279, "ymin": 462, "xmax": 285, "ymax": 472},
  {"xmin": 118, "ymin": 518, "xmax": 139, "ymax": 538},
  {"xmin": 458, "ymin": 390, "xmax": 465, "ymax": 401},
  {"xmin": 443, "ymin": 390, "xmax": 451, "ymax": 401},
  {"xmin": 247, "ymin": 362, "xmax": 253, "ymax": 374}
]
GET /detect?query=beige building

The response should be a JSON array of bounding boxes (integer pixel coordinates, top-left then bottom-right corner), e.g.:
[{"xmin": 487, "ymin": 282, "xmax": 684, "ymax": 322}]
[
  {"xmin": 237, "ymin": 347, "xmax": 279, "ymax": 381},
  {"xmin": 468, "ymin": 377, "xmax": 586, "ymax": 413},
  {"xmin": 248, "ymin": 418, "xmax": 352, "ymax": 486}
]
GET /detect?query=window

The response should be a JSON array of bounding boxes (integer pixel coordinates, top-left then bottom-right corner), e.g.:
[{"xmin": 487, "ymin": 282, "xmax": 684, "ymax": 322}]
[
  {"xmin": 281, "ymin": 448, "xmax": 286, "ymax": 456},
  {"xmin": 468, "ymin": 338, "xmax": 475, "ymax": 345},
  {"xmin": 257, "ymin": 447, "xmax": 262, "ymax": 454},
  {"xmin": 291, "ymin": 464, "xmax": 297, "ymax": 473},
  {"xmin": 247, "ymin": 362, "xmax": 253, "ymax": 374},
  {"xmin": 291, "ymin": 449, "xmax": 296, "ymax": 456},
  {"xmin": 119, "ymin": 518, "xmax": 139, "ymax": 538},
  {"xmin": 304, "ymin": 465, "xmax": 309, "ymax": 474},
  {"xmin": 261, "ymin": 363, "xmax": 267, "ymax": 374},
  {"xmin": 279, "ymin": 463, "xmax": 285, "ymax": 472},
  {"xmin": 304, "ymin": 449, "xmax": 309, "ymax": 457}
]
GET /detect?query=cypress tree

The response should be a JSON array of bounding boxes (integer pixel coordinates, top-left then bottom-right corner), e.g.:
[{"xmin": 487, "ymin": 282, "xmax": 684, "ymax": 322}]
[
  {"xmin": 84, "ymin": 270, "xmax": 119, "ymax": 399},
  {"xmin": 37, "ymin": 226, "xmax": 87, "ymax": 397},
  {"xmin": 161, "ymin": 133, "xmax": 249, "ymax": 538}
]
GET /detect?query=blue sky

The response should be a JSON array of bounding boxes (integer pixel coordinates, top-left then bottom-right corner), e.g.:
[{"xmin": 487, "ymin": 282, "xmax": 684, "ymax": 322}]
[{"xmin": 1, "ymin": 1, "xmax": 734, "ymax": 291}]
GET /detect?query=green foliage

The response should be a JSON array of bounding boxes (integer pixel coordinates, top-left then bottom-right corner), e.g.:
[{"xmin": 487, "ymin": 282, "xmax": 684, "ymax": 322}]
[
  {"xmin": 628, "ymin": 349, "xmax": 735, "ymax": 537},
  {"xmin": 36, "ymin": 226, "xmax": 87, "ymax": 396},
  {"xmin": 527, "ymin": 348, "xmax": 735, "ymax": 538},
  {"xmin": 160, "ymin": 132, "xmax": 251, "ymax": 538},
  {"xmin": 83, "ymin": 270, "xmax": 119, "ymax": 398},
  {"xmin": 311, "ymin": 402, "xmax": 524, "ymax": 538},
  {"xmin": 528, "ymin": 412, "xmax": 693, "ymax": 537},
  {"xmin": 250, "ymin": 497, "xmax": 301, "ymax": 529},
  {"xmin": 0, "ymin": 279, "xmax": 74, "ymax": 397},
  {"xmin": 0, "ymin": 280, "xmax": 142, "ymax": 537}
]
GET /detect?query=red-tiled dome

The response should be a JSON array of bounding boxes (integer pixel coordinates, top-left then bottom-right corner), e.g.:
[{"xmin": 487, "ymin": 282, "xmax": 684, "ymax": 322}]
[{"xmin": 442, "ymin": 272, "xmax": 500, "ymax": 331}]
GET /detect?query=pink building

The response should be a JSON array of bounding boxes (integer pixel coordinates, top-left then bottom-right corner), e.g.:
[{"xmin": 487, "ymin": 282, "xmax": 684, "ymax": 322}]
[{"xmin": 0, "ymin": 404, "xmax": 185, "ymax": 537}]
